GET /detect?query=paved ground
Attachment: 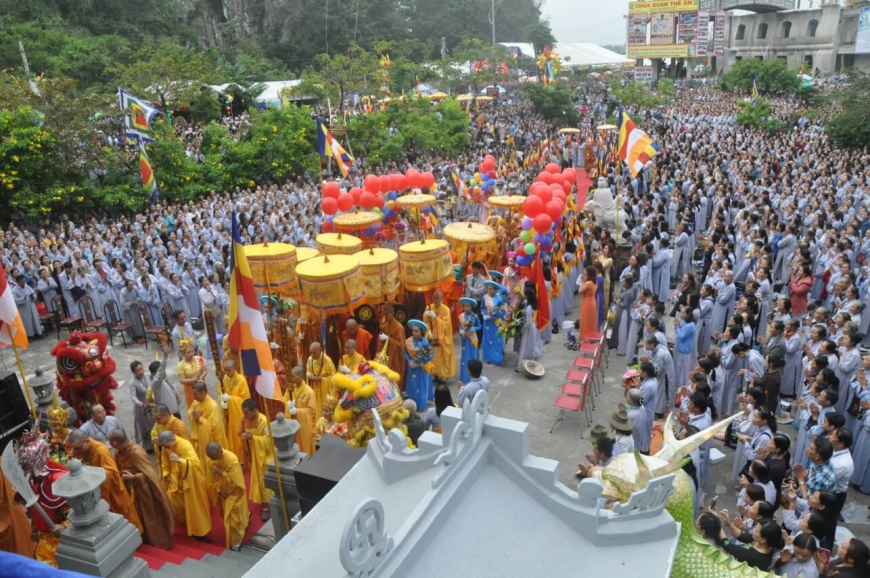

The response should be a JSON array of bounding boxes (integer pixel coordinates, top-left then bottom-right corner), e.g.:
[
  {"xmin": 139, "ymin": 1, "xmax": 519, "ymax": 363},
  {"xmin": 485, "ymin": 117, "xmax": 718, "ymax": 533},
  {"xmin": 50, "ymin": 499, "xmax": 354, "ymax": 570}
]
[{"xmin": 12, "ymin": 296, "xmax": 870, "ymax": 546}]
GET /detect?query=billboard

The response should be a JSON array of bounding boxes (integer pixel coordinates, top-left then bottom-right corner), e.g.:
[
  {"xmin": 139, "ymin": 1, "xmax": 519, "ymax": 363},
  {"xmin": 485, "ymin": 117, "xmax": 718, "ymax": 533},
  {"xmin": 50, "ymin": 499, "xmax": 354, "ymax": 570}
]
[
  {"xmin": 858, "ymin": 6, "xmax": 870, "ymax": 55},
  {"xmin": 696, "ymin": 10, "xmax": 710, "ymax": 57},
  {"xmin": 713, "ymin": 10, "xmax": 726, "ymax": 57},
  {"xmin": 634, "ymin": 66, "xmax": 654, "ymax": 83},
  {"xmin": 627, "ymin": 0, "xmax": 700, "ymax": 59}
]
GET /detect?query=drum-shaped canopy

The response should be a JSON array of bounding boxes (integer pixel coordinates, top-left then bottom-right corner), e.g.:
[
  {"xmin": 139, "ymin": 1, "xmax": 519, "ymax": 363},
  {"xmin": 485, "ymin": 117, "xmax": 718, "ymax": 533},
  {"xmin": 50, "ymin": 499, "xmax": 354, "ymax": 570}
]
[
  {"xmin": 296, "ymin": 247, "xmax": 321, "ymax": 263},
  {"xmin": 333, "ymin": 211, "xmax": 382, "ymax": 232},
  {"xmin": 243, "ymin": 242, "xmax": 297, "ymax": 298},
  {"xmin": 399, "ymin": 239, "xmax": 453, "ymax": 292},
  {"xmin": 316, "ymin": 233, "xmax": 362, "ymax": 256},
  {"xmin": 443, "ymin": 222, "xmax": 495, "ymax": 246},
  {"xmin": 356, "ymin": 248, "xmax": 400, "ymax": 304},
  {"xmin": 395, "ymin": 194, "xmax": 436, "ymax": 209},
  {"xmin": 487, "ymin": 195, "xmax": 526, "ymax": 209},
  {"xmin": 296, "ymin": 254, "xmax": 365, "ymax": 314}
]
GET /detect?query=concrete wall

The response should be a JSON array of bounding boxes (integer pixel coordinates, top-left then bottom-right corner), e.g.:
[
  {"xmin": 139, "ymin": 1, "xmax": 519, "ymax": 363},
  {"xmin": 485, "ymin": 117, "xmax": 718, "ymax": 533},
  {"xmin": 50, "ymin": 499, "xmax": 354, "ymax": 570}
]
[{"xmin": 722, "ymin": 4, "xmax": 870, "ymax": 74}]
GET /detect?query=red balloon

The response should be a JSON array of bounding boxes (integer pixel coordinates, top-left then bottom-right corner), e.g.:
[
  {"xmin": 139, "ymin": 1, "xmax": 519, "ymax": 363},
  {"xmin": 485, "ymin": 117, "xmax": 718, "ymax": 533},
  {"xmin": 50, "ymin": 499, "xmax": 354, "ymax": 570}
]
[
  {"xmin": 552, "ymin": 190, "xmax": 567, "ymax": 202},
  {"xmin": 545, "ymin": 162, "xmax": 560, "ymax": 174},
  {"xmin": 522, "ymin": 195, "xmax": 544, "ymax": 217},
  {"xmin": 396, "ymin": 174, "xmax": 408, "ymax": 191},
  {"xmin": 349, "ymin": 187, "xmax": 363, "ymax": 204},
  {"xmin": 533, "ymin": 213, "xmax": 553, "ymax": 233},
  {"xmin": 528, "ymin": 182, "xmax": 546, "ymax": 197},
  {"xmin": 537, "ymin": 171, "xmax": 553, "ymax": 185},
  {"xmin": 321, "ymin": 197, "xmax": 338, "ymax": 215},
  {"xmin": 360, "ymin": 191, "xmax": 376, "ymax": 210},
  {"xmin": 562, "ymin": 181, "xmax": 573, "ymax": 194},
  {"xmin": 406, "ymin": 169, "xmax": 422, "ymax": 189},
  {"xmin": 378, "ymin": 174, "xmax": 392, "ymax": 192},
  {"xmin": 421, "ymin": 172, "xmax": 435, "ymax": 189},
  {"xmin": 536, "ymin": 187, "xmax": 553, "ymax": 204},
  {"xmin": 480, "ymin": 158, "xmax": 495, "ymax": 172},
  {"xmin": 487, "ymin": 170, "xmax": 497, "ymax": 180},
  {"xmin": 545, "ymin": 200, "xmax": 563, "ymax": 221},
  {"xmin": 323, "ymin": 181, "xmax": 340, "ymax": 199},
  {"xmin": 364, "ymin": 175, "xmax": 380, "ymax": 193},
  {"xmin": 548, "ymin": 183, "xmax": 563, "ymax": 193},
  {"xmin": 374, "ymin": 194, "xmax": 385, "ymax": 209},
  {"xmin": 322, "ymin": 221, "xmax": 334, "ymax": 233},
  {"xmin": 337, "ymin": 192, "xmax": 354, "ymax": 212},
  {"xmin": 562, "ymin": 169, "xmax": 576, "ymax": 182},
  {"xmin": 485, "ymin": 154, "xmax": 496, "ymax": 163},
  {"xmin": 549, "ymin": 172, "xmax": 564, "ymax": 185}
]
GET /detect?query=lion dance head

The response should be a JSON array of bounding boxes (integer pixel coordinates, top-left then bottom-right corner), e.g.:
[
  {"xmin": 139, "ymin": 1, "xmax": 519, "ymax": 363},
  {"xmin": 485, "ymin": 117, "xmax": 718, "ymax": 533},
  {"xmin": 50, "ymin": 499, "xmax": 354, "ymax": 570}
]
[{"xmin": 51, "ymin": 331, "xmax": 119, "ymax": 423}]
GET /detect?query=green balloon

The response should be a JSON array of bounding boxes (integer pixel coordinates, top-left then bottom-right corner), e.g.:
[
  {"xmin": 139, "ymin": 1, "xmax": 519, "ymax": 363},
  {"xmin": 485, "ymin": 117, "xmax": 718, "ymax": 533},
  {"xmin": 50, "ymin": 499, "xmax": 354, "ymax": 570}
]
[
  {"xmin": 469, "ymin": 179, "xmax": 477, "ymax": 186},
  {"xmin": 519, "ymin": 230, "xmax": 531, "ymax": 242},
  {"xmin": 524, "ymin": 243, "xmax": 536, "ymax": 256}
]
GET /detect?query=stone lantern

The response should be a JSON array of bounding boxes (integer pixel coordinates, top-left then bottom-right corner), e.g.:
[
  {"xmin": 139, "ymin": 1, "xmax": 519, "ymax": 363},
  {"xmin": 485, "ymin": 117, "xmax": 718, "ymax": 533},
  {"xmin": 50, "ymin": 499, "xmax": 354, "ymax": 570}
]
[
  {"xmin": 29, "ymin": 368, "xmax": 75, "ymax": 432},
  {"xmin": 265, "ymin": 412, "xmax": 307, "ymax": 539},
  {"xmin": 52, "ymin": 459, "xmax": 149, "ymax": 578}
]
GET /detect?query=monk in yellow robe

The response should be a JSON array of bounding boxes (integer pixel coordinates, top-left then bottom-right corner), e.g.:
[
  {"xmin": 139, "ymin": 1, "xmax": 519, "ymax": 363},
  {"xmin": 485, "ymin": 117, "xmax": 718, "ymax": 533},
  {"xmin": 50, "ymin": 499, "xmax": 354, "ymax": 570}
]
[
  {"xmin": 240, "ymin": 399, "xmax": 275, "ymax": 521},
  {"xmin": 110, "ymin": 429, "xmax": 175, "ymax": 550},
  {"xmin": 221, "ymin": 359, "xmax": 251, "ymax": 462},
  {"xmin": 0, "ymin": 467, "xmax": 34, "ymax": 557},
  {"xmin": 150, "ymin": 404, "xmax": 189, "ymax": 479},
  {"xmin": 206, "ymin": 443, "xmax": 249, "ymax": 550},
  {"xmin": 305, "ymin": 341, "xmax": 336, "ymax": 416},
  {"xmin": 177, "ymin": 338, "xmax": 207, "ymax": 409},
  {"xmin": 188, "ymin": 381, "xmax": 228, "ymax": 504},
  {"xmin": 341, "ymin": 319, "xmax": 373, "ymax": 360},
  {"xmin": 378, "ymin": 305, "xmax": 407, "ymax": 391},
  {"xmin": 157, "ymin": 430, "xmax": 212, "ymax": 538},
  {"xmin": 67, "ymin": 430, "xmax": 143, "ymax": 534},
  {"xmin": 285, "ymin": 366, "xmax": 318, "ymax": 456},
  {"xmin": 425, "ymin": 290, "xmax": 455, "ymax": 382},
  {"xmin": 339, "ymin": 339, "xmax": 365, "ymax": 375}
]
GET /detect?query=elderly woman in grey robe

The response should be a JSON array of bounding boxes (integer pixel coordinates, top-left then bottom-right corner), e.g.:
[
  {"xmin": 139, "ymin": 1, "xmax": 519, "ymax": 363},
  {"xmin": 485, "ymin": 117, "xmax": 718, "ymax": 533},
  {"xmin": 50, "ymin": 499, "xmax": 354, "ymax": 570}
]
[
  {"xmin": 772, "ymin": 225, "xmax": 798, "ymax": 286},
  {"xmin": 37, "ymin": 268, "xmax": 58, "ymax": 311},
  {"xmin": 609, "ymin": 274, "xmax": 638, "ymax": 353},
  {"xmin": 671, "ymin": 222, "xmax": 691, "ymax": 281},
  {"xmin": 119, "ymin": 279, "xmax": 145, "ymax": 340},
  {"xmin": 12, "ymin": 274, "xmax": 43, "ymax": 338},
  {"xmin": 710, "ymin": 271, "xmax": 736, "ymax": 335}
]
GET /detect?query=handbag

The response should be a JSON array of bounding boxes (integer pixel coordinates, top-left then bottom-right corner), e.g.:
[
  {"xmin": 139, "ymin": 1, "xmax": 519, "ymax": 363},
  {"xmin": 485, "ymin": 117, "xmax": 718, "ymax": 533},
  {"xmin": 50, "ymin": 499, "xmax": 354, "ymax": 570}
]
[{"xmin": 70, "ymin": 286, "xmax": 87, "ymax": 301}]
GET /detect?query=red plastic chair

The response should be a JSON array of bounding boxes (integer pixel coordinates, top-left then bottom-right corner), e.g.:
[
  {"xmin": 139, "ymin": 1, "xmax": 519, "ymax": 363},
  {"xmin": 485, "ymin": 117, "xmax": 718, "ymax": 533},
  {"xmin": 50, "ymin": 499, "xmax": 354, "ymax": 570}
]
[
  {"xmin": 565, "ymin": 369, "xmax": 594, "ymax": 410},
  {"xmin": 582, "ymin": 323, "xmax": 609, "ymax": 368},
  {"xmin": 576, "ymin": 344, "xmax": 603, "ymax": 396},
  {"xmin": 550, "ymin": 394, "xmax": 582, "ymax": 433}
]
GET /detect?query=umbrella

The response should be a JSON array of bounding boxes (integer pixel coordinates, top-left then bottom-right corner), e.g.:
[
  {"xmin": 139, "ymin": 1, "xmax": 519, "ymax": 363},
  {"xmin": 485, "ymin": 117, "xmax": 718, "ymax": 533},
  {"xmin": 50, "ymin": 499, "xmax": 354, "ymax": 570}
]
[{"xmin": 559, "ymin": 128, "xmax": 581, "ymax": 134}]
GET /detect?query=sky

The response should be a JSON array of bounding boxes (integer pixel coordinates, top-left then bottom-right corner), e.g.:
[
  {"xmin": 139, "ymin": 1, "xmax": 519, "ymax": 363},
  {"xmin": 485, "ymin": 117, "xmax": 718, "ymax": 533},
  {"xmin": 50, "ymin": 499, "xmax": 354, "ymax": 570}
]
[{"xmin": 541, "ymin": 0, "xmax": 628, "ymax": 47}]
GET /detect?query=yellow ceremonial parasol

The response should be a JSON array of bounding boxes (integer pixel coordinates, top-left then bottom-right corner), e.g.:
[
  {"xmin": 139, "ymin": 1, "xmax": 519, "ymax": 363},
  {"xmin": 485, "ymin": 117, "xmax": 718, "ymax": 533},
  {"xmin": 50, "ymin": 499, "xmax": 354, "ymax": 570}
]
[
  {"xmin": 426, "ymin": 92, "xmax": 449, "ymax": 100},
  {"xmin": 597, "ymin": 124, "xmax": 618, "ymax": 131},
  {"xmin": 316, "ymin": 232, "xmax": 362, "ymax": 256},
  {"xmin": 333, "ymin": 211, "xmax": 383, "ymax": 249},
  {"xmin": 356, "ymin": 248, "xmax": 400, "ymax": 305},
  {"xmin": 296, "ymin": 247, "xmax": 321, "ymax": 263},
  {"xmin": 476, "ymin": 95, "xmax": 494, "ymax": 102},
  {"xmin": 487, "ymin": 195, "xmax": 526, "ymax": 210},
  {"xmin": 296, "ymin": 254, "xmax": 365, "ymax": 315},
  {"xmin": 455, "ymin": 93, "xmax": 475, "ymax": 102},
  {"xmin": 559, "ymin": 128, "xmax": 581, "ymax": 134},
  {"xmin": 443, "ymin": 222, "xmax": 495, "ymax": 246},
  {"xmin": 395, "ymin": 193, "xmax": 437, "ymax": 208},
  {"xmin": 243, "ymin": 242, "xmax": 297, "ymax": 298},
  {"xmin": 399, "ymin": 239, "xmax": 454, "ymax": 292}
]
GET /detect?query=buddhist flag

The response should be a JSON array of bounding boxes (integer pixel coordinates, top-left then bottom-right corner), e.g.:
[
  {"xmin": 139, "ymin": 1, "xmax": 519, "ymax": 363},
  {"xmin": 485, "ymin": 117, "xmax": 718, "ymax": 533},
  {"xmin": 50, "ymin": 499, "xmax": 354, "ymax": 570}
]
[
  {"xmin": 119, "ymin": 88, "xmax": 159, "ymax": 142},
  {"xmin": 228, "ymin": 211, "xmax": 279, "ymax": 400},
  {"xmin": 750, "ymin": 72, "xmax": 759, "ymax": 103},
  {"xmin": 139, "ymin": 141, "xmax": 159, "ymax": 204},
  {"xmin": 532, "ymin": 247, "xmax": 550, "ymax": 332},
  {"xmin": 0, "ymin": 262, "xmax": 28, "ymax": 349},
  {"xmin": 316, "ymin": 117, "xmax": 354, "ymax": 178},
  {"xmin": 617, "ymin": 108, "xmax": 661, "ymax": 178},
  {"xmin": 451, "ymin": 171, "xmax": 470, "ymax": 201}
]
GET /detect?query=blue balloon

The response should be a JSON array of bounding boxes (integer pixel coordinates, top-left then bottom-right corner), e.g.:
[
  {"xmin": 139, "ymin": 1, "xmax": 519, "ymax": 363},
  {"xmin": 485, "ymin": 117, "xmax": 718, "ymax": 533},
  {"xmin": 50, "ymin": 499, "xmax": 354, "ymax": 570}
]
[
  {"xmin": 388, "ymin": 192, "xmax": 398, "ymax": 201},
  {"xmin": 533, "ymin": 232, "xmax": 546, "ymax": 244},
  {"xmin": 384, "ymin": 209, "xmax": 393, "ymax": 219},
  {"xmin": 373, "ymin": 223, "xmax": 382, "ymax": 231},
  {"xmin": 517, "ymin": 256, "xmax": 533, "ymax": 266},
  {"xmin": 542, "ymin": 238, "xmax": 553, "ymax": 250},
  {"xmin": 521, "ymin": 217, "xmax": 534, "ymax": 231}
]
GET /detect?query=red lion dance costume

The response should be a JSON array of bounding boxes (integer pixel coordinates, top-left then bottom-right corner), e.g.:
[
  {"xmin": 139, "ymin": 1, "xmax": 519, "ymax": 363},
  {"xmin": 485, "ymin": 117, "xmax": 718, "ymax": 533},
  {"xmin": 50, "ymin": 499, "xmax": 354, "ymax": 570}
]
[{"xmin": 51, "ymin": 331, "xmax": 119, "ymax": 423}]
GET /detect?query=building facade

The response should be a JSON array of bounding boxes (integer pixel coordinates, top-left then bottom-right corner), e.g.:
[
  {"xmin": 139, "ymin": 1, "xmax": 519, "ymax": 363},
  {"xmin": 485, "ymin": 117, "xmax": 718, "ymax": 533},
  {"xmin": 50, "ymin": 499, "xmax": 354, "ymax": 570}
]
[{"xmin": 724, "ymin": 2, "xmax": 870, "ymax": 73}]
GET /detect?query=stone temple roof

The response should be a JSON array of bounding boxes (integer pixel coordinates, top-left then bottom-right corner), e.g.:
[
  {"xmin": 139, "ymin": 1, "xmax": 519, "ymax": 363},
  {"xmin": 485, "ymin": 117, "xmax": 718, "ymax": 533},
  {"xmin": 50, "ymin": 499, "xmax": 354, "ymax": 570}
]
[{"xmin": 247, "ymin": 390, "xmax": 680, "ymax": 578}]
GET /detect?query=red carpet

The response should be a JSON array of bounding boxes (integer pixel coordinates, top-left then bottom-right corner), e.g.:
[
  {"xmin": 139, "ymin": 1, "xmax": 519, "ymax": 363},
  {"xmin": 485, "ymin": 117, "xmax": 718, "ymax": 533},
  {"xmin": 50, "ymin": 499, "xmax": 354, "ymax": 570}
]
[{"xmin": 134, "ymin": 471, "xmax": 268, "ymax": 570}]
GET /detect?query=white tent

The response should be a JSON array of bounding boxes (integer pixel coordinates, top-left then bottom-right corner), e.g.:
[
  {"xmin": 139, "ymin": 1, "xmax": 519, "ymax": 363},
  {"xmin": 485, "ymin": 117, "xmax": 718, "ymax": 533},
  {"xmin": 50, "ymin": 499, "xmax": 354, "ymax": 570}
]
[
  {"xmin": 499, "ymin": 42, "xmax": 535, "ymax": 58},
  {"xmin": 478, "ymin": 85, "xmax": 507, "ymax": 95},
  {"xmin": 552, "ymin": 43, "xmax": 632, "ymax": 68},
  {"xmin": 207, "ymin": 80, "xmax": 304, "ymax": 107}
]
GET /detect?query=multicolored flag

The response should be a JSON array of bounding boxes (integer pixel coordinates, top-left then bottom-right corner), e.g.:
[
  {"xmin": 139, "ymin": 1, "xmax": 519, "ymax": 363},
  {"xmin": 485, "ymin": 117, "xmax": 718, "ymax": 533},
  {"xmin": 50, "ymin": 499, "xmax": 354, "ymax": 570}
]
[
  {"xmin": 228, "ymin": 212, "xmax": 279, "ymax": 401},
  {"xmin": 0, "ymin": 262, "xmax": 29, "ymax": 349},
  {"xmin": 316, "ymin": 117, "xmax": 354, "ymax": 178},
  {"xmin": 139, "ymin": 141, "xmax": 159, "ymax": 204},
  {"xmin": 451, "ymin": 171, "xmax": 470, "ymax": 201},
  {"xmin": 617, "ymin": 108, "xmax": 661, "ymax": 178},
  {"xmin": 118, "ymin": 88, "xmax": 159, "ymax": 142},
  {"xmin": 750, "ymin": 72, "xmax": 759, "ymax": 103}
]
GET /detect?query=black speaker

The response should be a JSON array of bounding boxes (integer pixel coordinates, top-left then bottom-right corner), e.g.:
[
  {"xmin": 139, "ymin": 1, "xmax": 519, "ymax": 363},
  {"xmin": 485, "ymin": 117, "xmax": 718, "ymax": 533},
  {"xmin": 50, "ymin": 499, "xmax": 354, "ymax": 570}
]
[{"xmin": 0, "ymin": 371, "xmax": 31, "ymax": 439}]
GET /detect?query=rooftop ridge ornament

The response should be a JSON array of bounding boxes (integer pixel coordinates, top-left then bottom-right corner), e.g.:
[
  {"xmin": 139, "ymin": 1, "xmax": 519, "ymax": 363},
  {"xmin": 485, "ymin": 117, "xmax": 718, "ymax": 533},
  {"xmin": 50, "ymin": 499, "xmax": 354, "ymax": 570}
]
[
  {"xmin": 431, "ymin": 389, "xmax": 488, "ymax": 489},
  {"xmin": 339, "ymin": 498, "xmax": 393, "ymax": 578}
]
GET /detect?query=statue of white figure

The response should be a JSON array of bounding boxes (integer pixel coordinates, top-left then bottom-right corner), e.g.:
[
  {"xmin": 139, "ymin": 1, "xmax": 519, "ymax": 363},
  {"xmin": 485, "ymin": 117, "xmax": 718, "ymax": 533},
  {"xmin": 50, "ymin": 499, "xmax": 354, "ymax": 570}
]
[{"xmin": 587, "ymin": 177, "xmax": 629, "ymax": 240}]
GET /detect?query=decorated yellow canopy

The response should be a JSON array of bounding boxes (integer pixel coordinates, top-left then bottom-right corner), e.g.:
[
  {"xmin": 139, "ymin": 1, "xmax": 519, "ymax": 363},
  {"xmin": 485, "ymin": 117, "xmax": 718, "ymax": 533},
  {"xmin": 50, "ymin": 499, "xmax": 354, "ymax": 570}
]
[
  {"xmin": 355, "ymin": 248, "xmax": 400, "ymax": 304},
  {"xmin": 559, "ymin": 127, "xmax": 581, "ymax": 134},
  {"xmin": 296, "ymin": 247, "xmax": 321, "ymax": 263},
  {"xmin": 395, "ymin": 194, "xmax": 436, "ymax": 209},
  {"xmin": 443, "ymin": 222, "xmax": 495, "ymax": 246},
  {"xmin": 487, "ymin": 195, "xmax": 526, "ymax": 209},
  {"xmin": 333, "ymin": 211, "xmax": 382, "ymax": 232},
  {"xmin": 243, "ymin": 242, "xmax": 297, "ymax": 298},
  {"xmin": 296, "ymin": 254, "xmax": 365, "ymax": 314},
  {"xmin": 426, "ymin": 91, "xmax": 449, "ymax": 100},
  {"xmin": 316, "ymin": 232, "xmax": 362, "ymax": 255},
  {"xmin": 455, "ymin": 93, "xmax": 475, "ymax": 102},
  {"xmin": 597, "ymin": 124, "xmax": 618, "ymax": 131},
  {"xmin": 399, "ymin": 239, "xmax": 453, "ymax": 292},
  {"xmin": 476, "ymin": 95, "xmax": 494, "ymax": 102}
]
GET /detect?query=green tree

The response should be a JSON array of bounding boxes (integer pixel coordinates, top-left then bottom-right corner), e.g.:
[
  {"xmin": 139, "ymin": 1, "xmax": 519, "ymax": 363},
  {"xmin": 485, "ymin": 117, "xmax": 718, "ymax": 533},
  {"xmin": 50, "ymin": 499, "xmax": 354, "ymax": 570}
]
[
  {"xmin": 189, "ymin": 90, "xmax": 223, "ymax": 124},
  {"xmin": 825, "ymin": 70, "xmax": 870, "ymax": 147},
  {"xmin": 611, "ymin": 80, "xmax": 662, "ymax": 108},
  {"xmin": 289, "ymin": 43, "xmax": 378, "ymax": 108},
  {"xmin": 517, "ymin": 83, "xmax": 580, "ymax": 125},
  {"xmin": 720, "ymin": 59, "xmax": 800, "ymax": 95},
  {"xmin": 450, "ymin": 38, "xmax": 509, "ymax": 94}
]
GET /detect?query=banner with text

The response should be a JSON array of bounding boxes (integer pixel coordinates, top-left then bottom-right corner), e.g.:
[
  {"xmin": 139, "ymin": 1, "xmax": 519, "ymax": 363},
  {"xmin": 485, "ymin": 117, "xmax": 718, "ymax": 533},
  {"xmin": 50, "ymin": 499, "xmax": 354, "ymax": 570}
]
[
  {"xmin": 627, "ymin": 0, "xmax": 700, "ymax": 59},
  {"xmin": 696, "ymin": 10, "xmax": 710, "ymax": 57},
  {"xmin": 634, "ymin": 66, "xmax": 654, "ymax": 84},
  {"xmin": 858, "ymin": 6, "xmax": 870, "ymax": 54},
  {"xmin": 713, "ymin": 10, "xmax": 726, "ymax": 57}
]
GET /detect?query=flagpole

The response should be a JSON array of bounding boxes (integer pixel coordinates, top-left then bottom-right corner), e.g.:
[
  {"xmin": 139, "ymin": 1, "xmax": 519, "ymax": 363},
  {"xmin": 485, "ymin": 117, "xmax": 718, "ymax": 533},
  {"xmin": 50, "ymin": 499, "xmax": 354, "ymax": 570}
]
[
  {"xmin": 6, "ymin": 326, "xmax": 38, "ymax": 423},
  {"xmin": 262, "ymin": 396, "xmax": 291, "ymax": 534}
]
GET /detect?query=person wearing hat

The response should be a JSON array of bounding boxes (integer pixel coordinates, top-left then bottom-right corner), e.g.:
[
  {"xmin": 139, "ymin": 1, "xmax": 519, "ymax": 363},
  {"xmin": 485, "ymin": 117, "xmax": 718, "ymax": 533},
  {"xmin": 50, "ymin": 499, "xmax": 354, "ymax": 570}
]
[
  {"xmin": 607, "ymin": 408, "xmax": 636, "ymax": 456},
  {"xmin": 458, "ymin": 297, "xmax": 481, "ymax": 384},
  {"xmin": 404, "ymin": 320, "xmax": 435, "ymax": 412},
  {"xmin": 625, "ymin": 388, "xmax": 652, "ymax": 454},
  {"xmin": 576, "ymin": 426, "xmax": 615, "ymax": 479},
  {"xmin": 481, "ymin": 281, "xmax": 505, "ymax": 366}
]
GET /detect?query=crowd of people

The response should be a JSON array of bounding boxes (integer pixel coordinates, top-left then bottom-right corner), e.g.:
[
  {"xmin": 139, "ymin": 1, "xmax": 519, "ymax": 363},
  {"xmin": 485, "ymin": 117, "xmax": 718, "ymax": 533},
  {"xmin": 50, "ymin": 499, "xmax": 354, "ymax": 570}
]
[{"xmin": 2, "ymin": 76, "xmax": 870, "ymax": 576}]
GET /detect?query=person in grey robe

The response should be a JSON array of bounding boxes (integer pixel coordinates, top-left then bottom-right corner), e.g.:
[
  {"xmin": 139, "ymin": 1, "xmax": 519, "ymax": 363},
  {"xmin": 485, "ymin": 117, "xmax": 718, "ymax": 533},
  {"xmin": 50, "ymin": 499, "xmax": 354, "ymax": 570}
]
[
  {"xmin": 651, "ymin": 239, "xmax": 673, "ymax": 303},
  {"xmin": 696, "ymin": 289, "xmax": 714, "ymax": 356},
  {"xmin": 88, "ymin": 259, "xmax": 116, "ymax": 321},
  {"xmin": 756, "ymin": 268, "xmax": 773, "ymax": 338},
  {"xmin": 128, "ymin": 359, "xmax": 155, "ymax": 451},
  {"xmin": 625, "ymin": 292, "xmax": 651, "ymax": 359},
  {"xmin": 626, "ymin": 388, "xmax": 652, "ymax": 454},
  {"xmin": 165, "ymin": 273, "xmax": 190, "ymax": 321},
  {"xmin": 37, "ymin": 269, "xmax": 58, "ymax": 311},
  {"xmin": 79, "ymin": 404, "xmax": 125, "ymax": 446},
  {"xmin": 609, "ymin": 276, "xmax": 638, "ymax": 353},
  {"xmin": 773, "ymin": 226, "xmax": 798, "ymax": 286},
  {"xmin": 780, "ymin": 319, "xmax": 803, "ymax": 399},
  {"xmin": 642, "ymin": 335, "xmax": 675, "ymax": 417},
  {"xmin": 119, "ymin": 280, "xmax": 145, "ymax": 340},
  {"xmin": 139, "ymin": 276, "xmax": 162, "ymax": 329},
  {"xmin": 516, "ymin": 297, "xmax": 543, "ymax": 372},
  {"xmin": 671, "ymin": 223, "xmax": 691, "ymax": 280},
  {"xmin": 198, "ymin": 277, "xmax": 226, "ymax": 334},
  {"xmin": 835, "ymin": 334, "xmax": 862, "ymax": 421},
  {"xmin": 12, "ymin": 275, "xmax": 43, "ymax": 338},
  {"xmin": 760, "ymin": 320, "xmax": 786, "ymax": 361},
  {"xmin": 60, "ymin": 264, "xmax": 80, "ymax": 317},
  {"xmin": 711, "ymin": 271, "xmax": 736, "ymax": 334},
  {"xmin": 181, "ymin": 263, "xmax": 201, "ymax": 322}
]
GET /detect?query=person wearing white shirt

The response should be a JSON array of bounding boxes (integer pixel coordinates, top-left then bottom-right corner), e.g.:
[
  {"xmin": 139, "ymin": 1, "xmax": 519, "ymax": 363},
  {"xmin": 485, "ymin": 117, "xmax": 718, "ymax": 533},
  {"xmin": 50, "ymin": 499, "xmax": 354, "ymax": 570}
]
[
  {"xmin": 829, "ymin": 427, "xmax": 855, "ymax": 523},
  {"xmin": 79, "ymin": 404, "xmax": 125, "ymax": 446}
]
